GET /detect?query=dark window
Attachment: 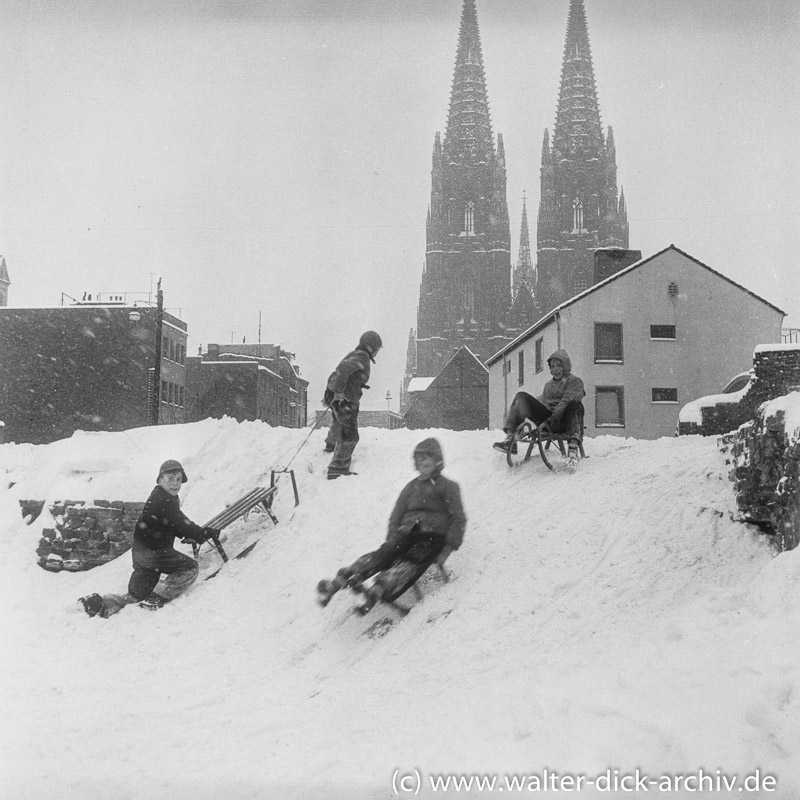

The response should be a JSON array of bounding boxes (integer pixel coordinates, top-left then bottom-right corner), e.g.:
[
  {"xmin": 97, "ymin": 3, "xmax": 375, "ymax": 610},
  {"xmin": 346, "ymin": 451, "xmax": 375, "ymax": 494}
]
[
  {"xmin": 650, "ymin": 325, "xmax": 676, "ymax": 340},
  {"xmin": 518, "ymin": 352, "xmax": 525, "ymax": 385},
  {"xmin": 652, "ymin": 388, "xmax": 678, "ymax": 403},
  {"xmin": 160, "ymin": 379, "xmax": 168, "ymax": 402},
  {"xmin": 596, "ymin": 386, "xmax": 625, "ymax": 427},
  {"xmin": 535, "ymin": 338, "xmax": 543, "ymax": 374},
  {"xmin": 595, "ymin": 323, "xmax": 623, "ymax": 363}
]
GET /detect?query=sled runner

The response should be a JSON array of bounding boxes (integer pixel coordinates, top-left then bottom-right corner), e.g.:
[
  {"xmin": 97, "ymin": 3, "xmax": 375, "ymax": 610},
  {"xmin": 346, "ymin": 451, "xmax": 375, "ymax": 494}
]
[
  {"xmin": 505, "ymin": 419, "xmax": 587, "ymax": 472},
  {"xmin": 318, "ymin": 560, "xmax": 450, "ymax": 618}
]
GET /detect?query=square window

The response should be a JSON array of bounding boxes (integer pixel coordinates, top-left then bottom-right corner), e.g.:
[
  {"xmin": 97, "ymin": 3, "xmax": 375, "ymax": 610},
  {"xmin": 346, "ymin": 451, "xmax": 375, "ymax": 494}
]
[
  {"xmin": 595, "ymin": 323, "xmax": 623, "ymax": 363},
  {"xmin": 652, "ymin": 388, "xmax": 678, "ymax": 403},
  {"xmin": 596, "ymin": 386, "xmax": 625, "ymax": 427},
  {"xmin": 650, "ymin": 325, "xmax": 676, "ymax": 340}
]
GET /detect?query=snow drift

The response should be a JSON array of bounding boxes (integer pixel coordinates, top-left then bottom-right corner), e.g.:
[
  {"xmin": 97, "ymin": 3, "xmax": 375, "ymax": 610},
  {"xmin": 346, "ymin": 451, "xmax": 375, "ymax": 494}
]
[{"xmin": 1, "ymin": 418, "xmax": 799, "ymax": 800}]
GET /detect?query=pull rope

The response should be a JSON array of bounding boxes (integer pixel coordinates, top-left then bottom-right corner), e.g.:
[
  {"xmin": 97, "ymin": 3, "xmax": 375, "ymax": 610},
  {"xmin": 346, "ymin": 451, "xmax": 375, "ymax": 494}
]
[{"xmin": 281, "ymin": 407, "xmax": 330, "ymax": 471}]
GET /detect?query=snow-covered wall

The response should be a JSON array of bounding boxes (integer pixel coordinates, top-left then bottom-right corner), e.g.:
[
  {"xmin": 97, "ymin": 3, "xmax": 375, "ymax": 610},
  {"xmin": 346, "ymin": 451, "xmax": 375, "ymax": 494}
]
[{"xmin": 722, "ymin": 390, "xmax": 800, "ymax": 550}]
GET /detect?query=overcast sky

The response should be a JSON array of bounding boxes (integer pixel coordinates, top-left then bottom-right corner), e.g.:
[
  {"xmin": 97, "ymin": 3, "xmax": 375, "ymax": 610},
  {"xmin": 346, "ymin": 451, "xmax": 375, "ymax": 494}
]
[{"xmin": 1, "ymin": 0, "xmax": 798, "ymax": 411}]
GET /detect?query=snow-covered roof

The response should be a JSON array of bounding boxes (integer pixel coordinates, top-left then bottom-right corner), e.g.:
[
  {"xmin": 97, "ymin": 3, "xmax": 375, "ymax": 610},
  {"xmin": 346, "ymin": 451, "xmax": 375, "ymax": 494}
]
[
  {"xmin": 407, "ymin": 377, "xmax": 435, "ymax": 393},
  {"xmin": 754, "ymin": 343, "xmax": 800, "ymax": 353},
  {"xmin": 200, "ymin": 359, "xmax": 282, "ymax": 380}
]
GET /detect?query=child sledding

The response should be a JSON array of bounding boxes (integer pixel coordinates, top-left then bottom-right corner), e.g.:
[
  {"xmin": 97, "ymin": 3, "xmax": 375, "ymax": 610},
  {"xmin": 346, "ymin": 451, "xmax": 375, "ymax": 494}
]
[{"xmin": 317, "ymin": 438, "xmax": 466, "ymax": 615}]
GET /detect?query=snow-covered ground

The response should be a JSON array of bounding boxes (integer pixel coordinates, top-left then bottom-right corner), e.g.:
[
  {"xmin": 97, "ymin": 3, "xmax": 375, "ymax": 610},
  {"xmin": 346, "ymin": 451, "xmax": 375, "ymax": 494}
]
[{"xmin": 1, "ymin": 418, "xmax": 799, "ymax": 800}]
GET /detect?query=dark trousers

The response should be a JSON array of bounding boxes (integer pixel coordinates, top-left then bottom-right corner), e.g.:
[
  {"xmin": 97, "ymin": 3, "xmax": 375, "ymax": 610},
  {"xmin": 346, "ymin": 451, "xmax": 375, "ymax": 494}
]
[
  {"xmin": 326, "ymin": 401, "xmax": 360, "ymax": 475},
  {"xmin": 128, "ymin": 545, "xmax": 199, "ymax": 601},
  {"xmin": 504, "ymin": 392, "xmax": 584, "ymax": 444},
  {"xmin": 343, "ymin": 528, "xmax": 445, "ymax": 585}
]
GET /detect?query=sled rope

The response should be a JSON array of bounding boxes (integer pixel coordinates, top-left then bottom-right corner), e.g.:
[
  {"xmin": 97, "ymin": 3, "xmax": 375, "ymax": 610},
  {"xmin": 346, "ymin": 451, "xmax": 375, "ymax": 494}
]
[{"xmin": 281, "ymin": 406, "xmax": 331, "ymax": 470}]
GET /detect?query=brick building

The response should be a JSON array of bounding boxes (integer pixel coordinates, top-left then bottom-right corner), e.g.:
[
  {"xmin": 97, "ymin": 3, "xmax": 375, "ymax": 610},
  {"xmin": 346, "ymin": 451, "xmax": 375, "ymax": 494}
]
[
  {"xmin": 186, "ymin": 343, "xmax": 308, "ymax": 427},
  {"xmin": 0, "ymin": 299, "xmax": 187, "ymax": 444}
]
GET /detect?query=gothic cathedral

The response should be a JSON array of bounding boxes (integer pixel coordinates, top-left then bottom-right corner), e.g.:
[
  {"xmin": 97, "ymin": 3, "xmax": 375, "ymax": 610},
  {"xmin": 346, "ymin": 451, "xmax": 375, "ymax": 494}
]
[
  {"xmin": 534, "ymin": 0, "xmax": 629, "ymax": 314},
  {"xmin": 414, "ymin": 0, "xmax": 513, "ymax": 378},
  {"xmin": 404, "ymin": 0, "xmax": 630, "ymax": 417}
]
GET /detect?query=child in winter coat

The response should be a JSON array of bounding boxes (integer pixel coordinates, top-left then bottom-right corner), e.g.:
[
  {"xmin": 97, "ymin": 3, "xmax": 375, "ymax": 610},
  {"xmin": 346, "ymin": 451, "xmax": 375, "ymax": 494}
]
[
  {"xmin": 493, "ymin": 348, "xmax": 586, "ymax": 467},
  {"xmin": 79, "ymin": 459, "xmax": 219, "ymax": 617},
  {"xmin": 317, "ymin": 438, "xmax": 466, "ymax": 610},
  {"xmin": 323, "ymin": 330, "xmax": 382, "ymax": 480}
]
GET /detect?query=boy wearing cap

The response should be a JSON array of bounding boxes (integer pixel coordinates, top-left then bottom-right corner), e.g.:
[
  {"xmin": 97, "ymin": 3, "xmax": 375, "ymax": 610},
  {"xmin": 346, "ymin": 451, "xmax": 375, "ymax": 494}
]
[
  {"xmin": 79, "ymin": 460, "xmax": 219, "ymax": 617},
  {"xmin": 317, "ymin": 437, "xmax": 466, "ymax": 612},
  {"xmin": 323, "ymin": 330, "xmax": 382, "ymax": 480}
]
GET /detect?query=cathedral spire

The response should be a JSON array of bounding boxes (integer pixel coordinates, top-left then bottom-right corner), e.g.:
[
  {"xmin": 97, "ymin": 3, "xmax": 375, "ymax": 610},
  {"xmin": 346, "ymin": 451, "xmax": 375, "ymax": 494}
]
[
  {"xmin": 413, "ymin": 0, "xmax": 512, "ymax": 384},
  {"xmin": 552, "ymin": 0, "xmax": 604, "ymax": 159},
  {"xmin": 444, "ymin": 0, "xmax": 495, "ymax": 162},
  {"xmin": 513, "ymin": 193, "xmax": 533, "ymax": 298},
  {"xmin": 533, "ymin": 0, "xmax": 630, "ymax": 316}
]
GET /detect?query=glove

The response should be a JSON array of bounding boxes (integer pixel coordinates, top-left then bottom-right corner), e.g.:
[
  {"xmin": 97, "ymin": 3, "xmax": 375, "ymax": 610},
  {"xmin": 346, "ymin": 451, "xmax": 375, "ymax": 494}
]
[
  {"xmin": 203, "ymin": 526, "xmax": 222, "ymax": 542},
  {"xmin": 548, "ymin": 412, "xmax": 563, "ymax": 429}
]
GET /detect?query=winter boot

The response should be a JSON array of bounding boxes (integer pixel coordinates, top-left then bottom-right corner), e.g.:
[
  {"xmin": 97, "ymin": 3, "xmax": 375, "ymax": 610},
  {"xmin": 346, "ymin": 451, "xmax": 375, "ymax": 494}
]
[
  {"xmin": 567, "ymin": 445, "xmax": 581, "ymax": 473},
  {"xmin": 327, "ymin": 470, "xmax": 358, "ymax": 480},
  {"xmin": 354, "ymin": 586, "xmax": 380, "ymax": 616},
  {"xmin": 492, "ymin": 436, "xmax": 517, "ymax": 455},
  {"xmin": 318, "ymin": 569, "xmax": 349, "ymax": 606},
  {"xmin": 317, "ymin": 577, "xmax": 345, "ymax": 607},
  {"xmin": 78, "ymin": 593, "xmax": 105, "ymax": 618},
  {"xmin": 138, "ymin": 593, "xmax": 169, "ymax": 611}
]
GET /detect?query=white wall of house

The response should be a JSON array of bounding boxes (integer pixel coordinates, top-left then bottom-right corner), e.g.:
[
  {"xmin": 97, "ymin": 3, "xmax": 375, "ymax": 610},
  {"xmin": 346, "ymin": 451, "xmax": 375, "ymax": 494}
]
[{"xmin": 489, "ymin": 247, "xmax": 784, "ymax": 439}]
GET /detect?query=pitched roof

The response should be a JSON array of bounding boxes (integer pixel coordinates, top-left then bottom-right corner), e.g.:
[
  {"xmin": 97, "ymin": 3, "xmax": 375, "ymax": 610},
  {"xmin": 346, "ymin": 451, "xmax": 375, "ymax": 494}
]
[{"xmin": 486, "ymin": 244, "xmax": 786, "ymax": 365}]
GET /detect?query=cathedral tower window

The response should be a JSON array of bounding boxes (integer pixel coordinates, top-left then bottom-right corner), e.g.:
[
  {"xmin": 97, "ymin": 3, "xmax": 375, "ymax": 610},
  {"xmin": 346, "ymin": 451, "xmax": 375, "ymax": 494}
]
[
  {"xmin": 464, "ymin": 201, "xmax": 475, "ymax": 235},
  {"xmin": 572, "ymin": 198, "xmax": 584, "ymax": 232}
]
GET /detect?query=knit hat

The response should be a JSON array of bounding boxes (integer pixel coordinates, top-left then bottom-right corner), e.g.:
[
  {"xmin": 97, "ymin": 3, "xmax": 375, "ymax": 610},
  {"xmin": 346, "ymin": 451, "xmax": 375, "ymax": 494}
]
[
  {"xmin": 413, "ymin": 437, "xmax": 444, "ymax": 467},
  {"xmin": 157, "ymin": 459, "xmax": 187, "ymax": 483}
]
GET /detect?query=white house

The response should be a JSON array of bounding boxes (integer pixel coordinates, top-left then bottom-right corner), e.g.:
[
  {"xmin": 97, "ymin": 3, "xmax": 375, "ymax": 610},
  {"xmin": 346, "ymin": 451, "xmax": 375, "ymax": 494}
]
[{"xmin": 486, "ymin": 245, "xmax": 785, "ymax": 440}]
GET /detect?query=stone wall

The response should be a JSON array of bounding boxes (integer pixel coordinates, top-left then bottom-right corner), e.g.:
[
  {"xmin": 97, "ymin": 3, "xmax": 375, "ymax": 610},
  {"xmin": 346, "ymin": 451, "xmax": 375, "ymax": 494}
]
[
  {"xmin": 721, "ymin": 394, "xmax": 800, "ymax": 551},
  {"xmin": 34, "ymin": 500, "xmax": 144, "ymax": 572}
]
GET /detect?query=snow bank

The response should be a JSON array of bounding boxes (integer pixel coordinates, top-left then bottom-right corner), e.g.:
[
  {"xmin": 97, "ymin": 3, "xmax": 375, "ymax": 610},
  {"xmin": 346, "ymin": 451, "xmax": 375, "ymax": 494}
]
[{"xmin": 1, "ymin": 420, "xmax": 799, "ymax": 800}]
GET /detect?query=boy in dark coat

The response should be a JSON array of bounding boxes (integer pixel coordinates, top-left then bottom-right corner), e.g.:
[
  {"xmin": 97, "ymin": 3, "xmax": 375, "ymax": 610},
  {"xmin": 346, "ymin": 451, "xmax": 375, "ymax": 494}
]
[
  {"xmin": 323, "ymin": 330, "xmax": 382, "ymax": 480},
  {"xmin": 493, "ymin": 348, "xmax": 585, "ymax": 467},
  {"xmin": 317, "ymin": 438, "xmax": 466, "ymax": 610},
  {"xmin": 79, "ymin": 460, "xmax": 219, "ymax": 617}
]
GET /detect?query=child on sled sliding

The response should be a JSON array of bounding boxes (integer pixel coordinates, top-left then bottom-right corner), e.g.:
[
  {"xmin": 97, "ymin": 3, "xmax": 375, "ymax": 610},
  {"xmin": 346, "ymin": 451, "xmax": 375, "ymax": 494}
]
[
  {"xmin": 318, "ymin": 438, "xmax": 466, "ymax": 613},
  {"xmin": 79, "ymin": 460, "xmax": 220, "ymax": 618}
]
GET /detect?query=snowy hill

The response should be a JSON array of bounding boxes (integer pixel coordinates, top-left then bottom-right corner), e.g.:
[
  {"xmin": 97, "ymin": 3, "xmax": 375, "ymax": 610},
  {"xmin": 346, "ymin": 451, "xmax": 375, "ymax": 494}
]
[{"xmin": 2, "ymin": 420, "xmax": 799, "ymax": 800}]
